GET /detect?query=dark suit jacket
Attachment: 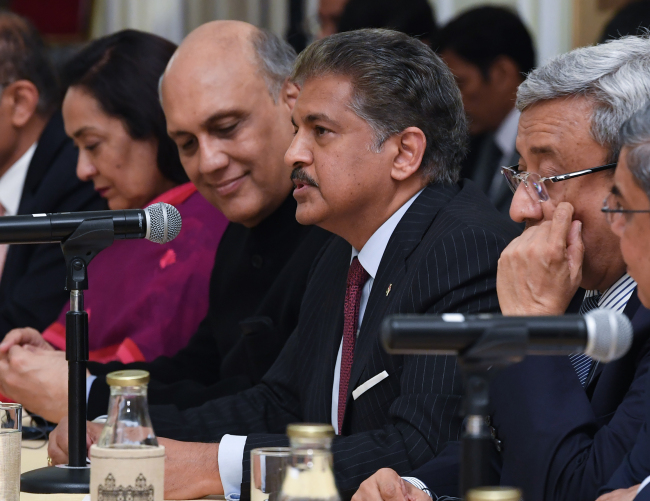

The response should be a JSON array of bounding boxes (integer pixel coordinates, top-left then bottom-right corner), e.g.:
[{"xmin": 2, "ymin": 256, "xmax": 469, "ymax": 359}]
[
  {"xmin": 409, "ymin": 292, "xmax": 650, "ymax": 501},
  {"xmin": 147, "ymin": 180, "xmax": 520, "ymax": 499},
  {"xmin": 601, "ymin": 346, "xmax": 650, "ymax": 496},
  {"xmin": 86, "ymin": 196, "xmax": 332, "ymax": 419},
  {"xmin": 490, "ymin": 292, "xmax": 650, "ymax": 501},
  {"xmin": 0, "ymin": 112, "xmax": 105, "ymax": 337}
]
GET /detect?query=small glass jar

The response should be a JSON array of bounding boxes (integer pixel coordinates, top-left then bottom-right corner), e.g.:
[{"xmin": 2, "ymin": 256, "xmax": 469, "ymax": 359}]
[
  {"xmin": 279, "ymin": 423, "xmax": 341, "ymax": 501},
  {"xmin": 97, "ymin": 369, "xmax": 158, "ymax": 448}
]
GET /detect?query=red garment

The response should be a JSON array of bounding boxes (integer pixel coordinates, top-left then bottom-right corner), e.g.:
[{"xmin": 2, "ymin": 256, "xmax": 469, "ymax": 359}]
[{"xmin": 42, "ymin": 183, "xmax": 228, "ymax": 363}]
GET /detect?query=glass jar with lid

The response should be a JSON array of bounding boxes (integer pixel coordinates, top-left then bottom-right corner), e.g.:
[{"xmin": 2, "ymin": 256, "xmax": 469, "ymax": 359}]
[
  {"xmin": 97, "ymin": 369, "xmax": 158, "ymax": 448},
  {"xmin": 279, "ymin": 423, "xmax": 340, "ymax": 501}
]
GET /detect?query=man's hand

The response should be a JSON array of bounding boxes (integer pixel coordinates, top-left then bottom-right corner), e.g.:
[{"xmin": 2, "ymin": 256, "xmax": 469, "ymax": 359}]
[
  {"xmin": 497, "ymin": 202, "xmax": 584, "ymax": 316},
  {"xmin": 352, "ymin": 469, "xmax": 432, "ymax": 501},
  {"xmin": 596, "ymin": 485, "xmax": 640, "ymax": 501},
  {"xmin": 0, "ymin": 346, "xmax": 67, "ymax": 422},
  {"xmin": 0, "ymin": 327, "xmax": 54, "ymax": 353},
  {"xmin": 48, "ymin": 417, "xmax": 102, "ymax": 465},
  {"xmin": 48, "ymin": 418, "xmax": 224, "ymax": 499}
]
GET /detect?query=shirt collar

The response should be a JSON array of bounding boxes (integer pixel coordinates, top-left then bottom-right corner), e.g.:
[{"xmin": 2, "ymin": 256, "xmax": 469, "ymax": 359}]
[
  {"xmin": 0, "ymin": 142, "xmax": 36, "ymax": 215},
  {"xmin": 351, "ymin": 188, "xmax": 424, "ymax": 278},
  {"xmin": 584, "ymin": 272, "xmax": 637, "ymax": 313},
  {"xmin": 494, "ymin": 107, "xmax": 520, "ymax": 161}
]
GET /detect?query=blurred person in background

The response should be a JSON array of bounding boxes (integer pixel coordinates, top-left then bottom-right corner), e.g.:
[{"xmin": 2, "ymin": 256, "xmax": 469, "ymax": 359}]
[
  {"xmin": 436, "ymin": 6, "xmax": 535, "ymax": 216},
  {"xmin": 0, "ymin": 20, "xmax": 331, "ymax": 424},
  {"xmin": 318, "ymin": 0, "xmax": 437, "ymax": 45},
  {"xmin": 0, "ymin": 29, "xmax": 228, "ymax": 421},
  {"xmin": 600, "ymin": 0, "xmax": 650, "ymax": 43},
  {"xmin": 0, "ymin": 11, "xmax": 104, "ymax": 337}
]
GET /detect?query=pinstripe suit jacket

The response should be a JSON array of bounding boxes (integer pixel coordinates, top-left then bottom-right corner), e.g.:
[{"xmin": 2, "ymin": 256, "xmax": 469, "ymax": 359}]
[{"xmin": 149, "ymin": 180, "xmax": 520, "ymax": 499}]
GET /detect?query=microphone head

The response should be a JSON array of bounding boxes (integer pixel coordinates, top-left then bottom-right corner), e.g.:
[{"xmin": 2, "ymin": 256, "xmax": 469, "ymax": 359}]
[
  {"xmin": 584, "ymin": 309, "xmax": 633, "ymax": 362},
  {"xmin": 143, "ymin": 202, "xmax": 182, "ymax": 244}
]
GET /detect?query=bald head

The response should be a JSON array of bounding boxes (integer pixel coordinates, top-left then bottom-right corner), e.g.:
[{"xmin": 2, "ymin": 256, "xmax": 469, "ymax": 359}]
[
  {"xmin": 163, "ymin": 20, "xmax": 295, "ymax": 103},
  {"xmin": 159, "ymin": 20, "xmax": 299, "ymax": 228}
]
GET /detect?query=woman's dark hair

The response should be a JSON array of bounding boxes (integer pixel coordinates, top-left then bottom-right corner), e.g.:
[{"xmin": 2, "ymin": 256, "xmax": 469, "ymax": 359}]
[{"xmin": 63, "ymin": 29, "xmax": 188, "ymax": 184}]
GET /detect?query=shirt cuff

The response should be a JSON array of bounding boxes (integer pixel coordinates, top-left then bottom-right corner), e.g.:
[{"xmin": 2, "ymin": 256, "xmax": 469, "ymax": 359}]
[
  {"xmin": 86, "ymin": 375, "xmax": 96, "ymax": 404},
  {"xmin": 402, "ymin": 477, "xmax": 432, "ymax": 497},
  {"xmin": 638, "ymin": 475, "xmax": 650, "ymax": 495},
  {"xmin": 218, "ymin": 434, "xmax": 247, "ymax": 498}
]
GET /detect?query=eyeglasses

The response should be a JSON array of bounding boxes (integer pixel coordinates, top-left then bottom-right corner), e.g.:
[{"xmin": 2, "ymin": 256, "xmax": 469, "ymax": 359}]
[
  {"xmin": 602, "ymin": 191, "xmax": 650, "ymax": 227},
  {"xmin": 501, "ymin": 162, "xmax": 617, "ymax": 203}
]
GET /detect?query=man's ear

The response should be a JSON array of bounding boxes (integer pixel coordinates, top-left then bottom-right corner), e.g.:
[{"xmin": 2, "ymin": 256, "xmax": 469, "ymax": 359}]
[
  {"xmin": 280, "ymin": 79, "xmax": 300, "ymax": 112},
  {"xmin": 488, "ymin": 56, "xmax": 522, "ymax": 92},
  {"xmin": 4, "ymin": 80, "xmax": 40, "ymax": 128},
  {"xmin": 390, "ymin": 126, "xmax": 426, "ymax": 182}
]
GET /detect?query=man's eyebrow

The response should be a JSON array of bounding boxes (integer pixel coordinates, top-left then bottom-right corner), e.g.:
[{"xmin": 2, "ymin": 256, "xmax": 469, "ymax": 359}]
[
  {"xmin": 611, "ymin": 184, "xmax": 624, "ymax": 200},
  {"xmin": 303, "ymin": 113, "xmax": 341, "ymax": 128},
  {"xmin": 529, "ymin": 145, "xmax": 556, "ymax": 156},
  {"xmin": 168, "ymin": 110, "xmax": 247, "ymax": 139},
  {"xmin": 202, "ymin": 110, "xmax": 247, "ymax": 128}
]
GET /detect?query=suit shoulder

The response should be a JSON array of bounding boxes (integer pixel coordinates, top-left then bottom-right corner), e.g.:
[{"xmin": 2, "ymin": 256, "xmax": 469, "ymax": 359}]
[{"xmin": 441, "ymin": 180, "xmax": 521, "ymax": 243}]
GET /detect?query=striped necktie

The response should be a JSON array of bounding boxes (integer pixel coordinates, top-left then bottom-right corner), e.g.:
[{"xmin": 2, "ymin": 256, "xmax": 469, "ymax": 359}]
[{"xmin": 569, "ymin": 293, "xmax": 601, "ymax": 386}]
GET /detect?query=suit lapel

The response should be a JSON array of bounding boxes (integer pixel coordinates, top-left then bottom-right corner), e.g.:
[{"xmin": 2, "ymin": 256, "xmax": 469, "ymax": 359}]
[
  {"xmin": 18, "ymin": 112, "xmax": 68, "ymax": 214},
  {"xmin": 345, "ymin": 183, "xmax": 460, "ymax": 400}
]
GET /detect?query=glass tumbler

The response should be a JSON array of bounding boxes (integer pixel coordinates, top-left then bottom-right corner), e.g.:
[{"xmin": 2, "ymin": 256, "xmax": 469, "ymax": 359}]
[
  {"xmin": 0, "ymin": 403, "xmax": 21, "ymax": 501},
  {"xmin": 251, "ymin": 447, "xmax": 291, "ymax": 501}
]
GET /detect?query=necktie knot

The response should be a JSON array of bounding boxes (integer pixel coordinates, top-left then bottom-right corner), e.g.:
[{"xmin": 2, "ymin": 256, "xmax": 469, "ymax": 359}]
[{"xmin": 347, "ymin": 256, "xmax": 370, "ymax": 289}]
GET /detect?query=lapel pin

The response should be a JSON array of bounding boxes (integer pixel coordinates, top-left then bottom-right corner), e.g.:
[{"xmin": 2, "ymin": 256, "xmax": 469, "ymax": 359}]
[{"xmin": 386, "ymin": 284, "xmax": 392, "ymax": 296}]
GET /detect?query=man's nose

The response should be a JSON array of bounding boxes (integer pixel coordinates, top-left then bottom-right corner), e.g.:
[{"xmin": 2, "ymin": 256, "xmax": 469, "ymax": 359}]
[
  {"xmin": 284, "ymin": 132, "xmax": 313, "ymax": 169},
  {"xmin": 198, "ymin": 139, "xmax": 229, "ymax": 175},
  {"xmin": 509, "ymin": 183, "xmax": 543, "ymax": 223}
]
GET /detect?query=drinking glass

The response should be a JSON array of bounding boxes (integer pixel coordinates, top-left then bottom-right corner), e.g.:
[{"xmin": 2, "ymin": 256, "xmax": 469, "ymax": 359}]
[
  {"xmin": 0, "ymin": 403, "xmax": 21, "ymax": 501},
  {"xmin": 251, "ymin": 447, "xmax": 290, "ymax": 501}
]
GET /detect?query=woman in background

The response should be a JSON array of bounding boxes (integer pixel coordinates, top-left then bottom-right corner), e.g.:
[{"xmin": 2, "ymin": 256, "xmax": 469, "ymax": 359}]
[{"xmin": 2, "ymin": 30, "xmax": 227, "ymax": 364}]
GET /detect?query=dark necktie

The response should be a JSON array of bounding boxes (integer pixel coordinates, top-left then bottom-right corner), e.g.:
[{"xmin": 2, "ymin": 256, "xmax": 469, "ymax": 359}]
[
  {"xmin": 338, "ymin": 257, "xmax": 370, "ymax": 434},
  {"xmin": 569, "ymin": 293, "xmax": 602, "ymax": 386}
]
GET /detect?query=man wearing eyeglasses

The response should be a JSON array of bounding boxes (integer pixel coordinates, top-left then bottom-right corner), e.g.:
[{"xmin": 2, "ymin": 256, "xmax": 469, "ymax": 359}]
[{"xmin": 352, "ymin": 35, "xmax": 650, "ymax": 501}]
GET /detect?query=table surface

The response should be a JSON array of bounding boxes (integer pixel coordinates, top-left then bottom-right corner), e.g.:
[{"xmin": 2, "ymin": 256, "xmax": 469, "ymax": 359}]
[{"xmin": 20, "ymin": 440, "xmax": 223, "ymax": 500}]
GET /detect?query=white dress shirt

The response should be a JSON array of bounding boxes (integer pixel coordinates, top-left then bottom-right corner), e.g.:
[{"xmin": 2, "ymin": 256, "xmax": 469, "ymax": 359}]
[
  {"xmin": 404, "ymin": 273, "xmax": 638, "ymax": 498},
  {"xmin": 0, "ymin": 142, "xmax": 36, "ymax": 216},
  {"xmin": 219, "ymin": 188, "xmax": 424, "ymax": 498}
]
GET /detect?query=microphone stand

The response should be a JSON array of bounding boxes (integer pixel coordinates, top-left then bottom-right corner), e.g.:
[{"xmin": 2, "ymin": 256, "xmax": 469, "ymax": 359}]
[
  {"xmin": 21, "ymin": 218, "xmax": 115, "ymax": 494},
  {"xmin": 457, "ymin": 326, "xmax": 528, "ymax": 497}
]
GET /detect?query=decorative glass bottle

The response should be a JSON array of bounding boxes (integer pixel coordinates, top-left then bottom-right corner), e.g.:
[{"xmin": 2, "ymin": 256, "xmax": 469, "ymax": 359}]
[
  {"xmin": 97, "ymin": 369, "xmax": 158, "ymax": 448},
  {"xmin": 279, "ymin": 423, "xmax": 341, "ymax": 501}
]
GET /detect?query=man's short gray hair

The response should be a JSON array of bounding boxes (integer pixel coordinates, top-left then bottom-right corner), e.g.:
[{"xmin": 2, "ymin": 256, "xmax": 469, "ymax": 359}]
[
  {"xmin": 619, "ymin": 103, "xmax": 650, "ymax": 199},
  {"xmin": 291, "ymin": 29, "xmax": 467, "ymax": 184},
  {"xmin": 517, "ymin": 35, "xmax": 650, "ymax": 161},
  {"xmin": 251, "ymin": 28, "xmax": 296, "ymax": 101}
]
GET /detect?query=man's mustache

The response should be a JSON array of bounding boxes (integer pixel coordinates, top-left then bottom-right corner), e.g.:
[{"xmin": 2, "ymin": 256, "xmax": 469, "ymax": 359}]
[{"xmin": 291, "ymin": 168, "xmax": 319, "ymax": 188}]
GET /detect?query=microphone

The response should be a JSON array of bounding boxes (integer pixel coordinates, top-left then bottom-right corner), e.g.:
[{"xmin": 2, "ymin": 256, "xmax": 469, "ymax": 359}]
[
  {"xmin": 381, "ymin": 310, "xmax": 633, "ymax": 362},
  {"xmin": 0, "ymin": 202, "xmax": 182, "ymax": 245}
]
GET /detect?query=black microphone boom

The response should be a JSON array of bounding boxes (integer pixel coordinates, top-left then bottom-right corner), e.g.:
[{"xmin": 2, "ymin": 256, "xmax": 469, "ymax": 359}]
[
  {"xmin": 382, "ymin": 310, "xmax": 633, "ymax": 363},
  {"xmin": 0, "ymin": 202, "xmax": 181, "ymax": 245}
]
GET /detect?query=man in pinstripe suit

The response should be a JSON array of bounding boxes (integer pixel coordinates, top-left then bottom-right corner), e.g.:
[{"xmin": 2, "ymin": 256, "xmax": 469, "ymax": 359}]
[{"xmin": 48, "ymin": 29, "xmax": 519, "ymax": 500}]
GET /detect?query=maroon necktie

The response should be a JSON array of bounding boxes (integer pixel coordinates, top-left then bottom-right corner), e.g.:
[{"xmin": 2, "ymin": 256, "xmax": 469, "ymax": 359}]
[{"xmin": 338, "ymin": 256, "xmax": 370, "ymax": 434}]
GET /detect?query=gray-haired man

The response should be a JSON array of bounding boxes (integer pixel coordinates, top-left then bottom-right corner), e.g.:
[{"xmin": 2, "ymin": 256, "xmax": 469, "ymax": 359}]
[{"xmin": 353, "ymin": 35, "xmax": 650, "ymax": 501}]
